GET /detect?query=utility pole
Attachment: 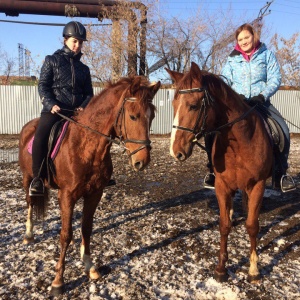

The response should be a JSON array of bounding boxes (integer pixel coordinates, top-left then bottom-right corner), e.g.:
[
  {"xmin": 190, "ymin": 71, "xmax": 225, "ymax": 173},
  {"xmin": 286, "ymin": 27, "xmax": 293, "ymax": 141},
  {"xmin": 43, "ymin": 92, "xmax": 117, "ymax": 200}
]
[
  {"xmin": 253, "ymin": 0, "xmax": 274, "ymax": 36},
  {"xmin": 25, "ymin": 49, "xmax": 31, "ymax": 77},
  {"xmin": 18, "ymin": 43, "xmax": 24, "ymax": 77}
]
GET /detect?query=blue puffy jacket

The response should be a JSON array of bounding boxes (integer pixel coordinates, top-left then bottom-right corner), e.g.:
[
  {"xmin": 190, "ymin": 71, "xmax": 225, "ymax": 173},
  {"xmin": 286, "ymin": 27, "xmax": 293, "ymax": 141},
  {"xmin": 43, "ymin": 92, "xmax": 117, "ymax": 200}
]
[{"xmin": 221, "ymin": 43, "xmax": 281, "ymax": 101}]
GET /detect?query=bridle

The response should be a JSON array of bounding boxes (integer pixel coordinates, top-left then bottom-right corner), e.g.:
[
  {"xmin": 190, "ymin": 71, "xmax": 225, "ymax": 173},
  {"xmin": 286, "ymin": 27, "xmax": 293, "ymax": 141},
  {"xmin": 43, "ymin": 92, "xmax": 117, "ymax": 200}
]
[
  {"xmin": 114, "ymin": 97, "xmax": 152, "ymax": 157},
  {"xmin": 57, "ymin": 96, "xmax": 152, "ymax": 157},
  {"xmin": 173, "ymin": 86, "xmax": 256, "ymax": 151},
  {"xmin": 172, "ymin": 87, "xmax": 214, "ymax": 150}
]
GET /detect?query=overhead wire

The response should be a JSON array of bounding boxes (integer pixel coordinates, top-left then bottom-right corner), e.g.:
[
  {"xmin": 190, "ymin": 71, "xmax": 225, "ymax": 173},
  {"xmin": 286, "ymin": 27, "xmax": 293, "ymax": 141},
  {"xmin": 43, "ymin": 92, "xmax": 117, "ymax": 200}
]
[{"xmin": 0, "ymin": 19, "xmax": 111, "ymax": 26}]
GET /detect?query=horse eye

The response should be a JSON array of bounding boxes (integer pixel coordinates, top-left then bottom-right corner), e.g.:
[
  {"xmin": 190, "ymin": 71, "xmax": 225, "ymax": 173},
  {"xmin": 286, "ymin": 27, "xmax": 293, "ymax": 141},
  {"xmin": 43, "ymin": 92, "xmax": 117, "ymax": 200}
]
[
  {"xmin": 130, "ymin": 115, "xmax": 137, "ymax": 121},
  {"xmin": 189, "ymin": 104, "xmax": 198, "ymax": 111}
]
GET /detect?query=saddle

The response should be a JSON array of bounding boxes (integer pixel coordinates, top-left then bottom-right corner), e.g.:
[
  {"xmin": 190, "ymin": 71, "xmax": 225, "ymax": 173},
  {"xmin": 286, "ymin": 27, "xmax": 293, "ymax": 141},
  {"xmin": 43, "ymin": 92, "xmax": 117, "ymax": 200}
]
[
  {"xmin": 28, "ymin": 120, "xmax": 69, "ymax": 187},
  {"xmin": 47, "ymin": 120, "xmax": 69, "ymax": 183},
  {"xmin": 264, "ymin": 116, "xmax": 285, "ymax": 153},
  {"xmin": 254, "ymin": 104, "xmax": 285, "ymax": 154}
]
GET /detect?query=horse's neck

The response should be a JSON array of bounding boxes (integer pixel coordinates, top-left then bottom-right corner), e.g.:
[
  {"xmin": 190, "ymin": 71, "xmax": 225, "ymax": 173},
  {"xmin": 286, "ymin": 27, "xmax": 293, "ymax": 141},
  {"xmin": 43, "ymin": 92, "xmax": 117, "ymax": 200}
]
[{"xmin": 79, "ymin": 93, "xmax": 120, "ymax": 134}]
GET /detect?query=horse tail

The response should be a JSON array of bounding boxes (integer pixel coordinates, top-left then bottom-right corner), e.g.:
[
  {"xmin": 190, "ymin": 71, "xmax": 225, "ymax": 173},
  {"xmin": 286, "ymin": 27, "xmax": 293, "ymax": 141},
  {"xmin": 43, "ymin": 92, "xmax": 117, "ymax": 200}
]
[{"xmin": 31, "ymin": 188, "xmax": 49, "ymax": 220}]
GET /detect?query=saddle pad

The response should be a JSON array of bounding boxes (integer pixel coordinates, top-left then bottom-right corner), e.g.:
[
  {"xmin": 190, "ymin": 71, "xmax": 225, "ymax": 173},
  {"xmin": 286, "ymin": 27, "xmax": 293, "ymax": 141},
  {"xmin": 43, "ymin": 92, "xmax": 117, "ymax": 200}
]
[{"xmin": 27, "ymin": 121, "xmax": 69, "ymax": 160}]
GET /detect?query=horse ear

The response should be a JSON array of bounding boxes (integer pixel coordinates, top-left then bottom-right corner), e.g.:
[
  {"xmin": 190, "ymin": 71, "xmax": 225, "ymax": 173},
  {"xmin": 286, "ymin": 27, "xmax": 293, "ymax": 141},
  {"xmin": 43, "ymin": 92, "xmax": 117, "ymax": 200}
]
[
  {"xmin": 130, "ymin": 76, "xmax": 142, "ymax": 94},
  {"xmin": 165, "ymin": 68, "xmax": 184, "ymax": 84},
  {"xmin": 150, "ymin": 81, "xmax": 161, "ymax": 95},
  {"xmin": 190, "ymin": 62, "xmax": 202, "ymax": 78}
]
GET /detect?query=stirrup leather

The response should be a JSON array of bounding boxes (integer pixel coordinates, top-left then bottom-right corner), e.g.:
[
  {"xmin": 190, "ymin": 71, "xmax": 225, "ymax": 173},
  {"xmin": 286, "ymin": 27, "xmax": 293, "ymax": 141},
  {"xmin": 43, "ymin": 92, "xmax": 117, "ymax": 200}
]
[{"xmin": 280, "ymin": 175, "xmax": 296, "ymax": 193}]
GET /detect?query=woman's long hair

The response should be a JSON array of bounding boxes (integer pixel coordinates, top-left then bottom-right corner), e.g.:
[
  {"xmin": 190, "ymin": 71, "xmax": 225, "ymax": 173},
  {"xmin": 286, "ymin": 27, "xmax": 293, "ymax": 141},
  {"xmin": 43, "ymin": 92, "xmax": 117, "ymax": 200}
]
[{"xmin": 235, "ymin": 23, "xmax": 260, "ymax": 48}]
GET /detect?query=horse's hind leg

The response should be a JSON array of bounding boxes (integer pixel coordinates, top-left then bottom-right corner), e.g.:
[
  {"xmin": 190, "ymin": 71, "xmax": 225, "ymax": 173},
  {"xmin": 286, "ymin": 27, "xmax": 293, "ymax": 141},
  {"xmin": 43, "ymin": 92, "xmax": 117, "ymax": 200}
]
[
  {"xmin": 23, "ymin": 175, "xmax": 35, "ymax": 244},
  {"xmin": 22, "ymin": 175, "xmax": 48, "ymax": 243},
  {"xmin": 245, "ymin": 182, "xmax": 264, "ymax": 283},
  {"xmin": 81, "ymin": 192, "xmax": 102, "ymax": 280},
  {"xmin": 24, "ymin": 200, "xmax": 34, "ymax": 244},
  {"xmin": 214, "ymin": 188, "xmax": 235, "ymax": 282}
]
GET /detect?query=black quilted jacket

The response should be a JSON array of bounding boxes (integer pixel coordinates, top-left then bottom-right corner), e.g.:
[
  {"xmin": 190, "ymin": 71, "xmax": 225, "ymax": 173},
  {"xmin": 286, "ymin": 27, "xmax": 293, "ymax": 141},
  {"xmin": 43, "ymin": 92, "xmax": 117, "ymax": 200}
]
[{"xmin": 38, "ymin": 46, "xmax": 93, "ymax": 113}]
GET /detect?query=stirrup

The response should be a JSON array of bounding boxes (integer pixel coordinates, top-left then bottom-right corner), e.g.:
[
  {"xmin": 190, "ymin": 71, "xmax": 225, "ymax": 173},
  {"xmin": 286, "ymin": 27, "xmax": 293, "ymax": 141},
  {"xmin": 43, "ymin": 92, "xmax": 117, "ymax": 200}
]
[
  {"xmin": 203, "ymin": 173, "xmax": 215, "ymax": 190},
  {"xmin": 29, "ymin": 177, "xmax": 45, "ymax": 196},
  {"xmin": 280, "ymin": 175, "xmax": 296, "ymax": 193}
]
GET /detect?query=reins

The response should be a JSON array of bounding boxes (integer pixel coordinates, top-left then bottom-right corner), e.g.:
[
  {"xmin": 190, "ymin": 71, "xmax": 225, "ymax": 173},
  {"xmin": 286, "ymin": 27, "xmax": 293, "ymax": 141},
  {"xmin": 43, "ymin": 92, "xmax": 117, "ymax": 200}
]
[
  {"xmin": 57, "ymin": 95, "xmax": 152, "ymax": 157},
  {"xmin": 174, "ymin": 87, "xmax": 257, "ymax": 152},
  {"xmin": 57, "ymin": 111, "xmax": 119, "ymax": 145}
]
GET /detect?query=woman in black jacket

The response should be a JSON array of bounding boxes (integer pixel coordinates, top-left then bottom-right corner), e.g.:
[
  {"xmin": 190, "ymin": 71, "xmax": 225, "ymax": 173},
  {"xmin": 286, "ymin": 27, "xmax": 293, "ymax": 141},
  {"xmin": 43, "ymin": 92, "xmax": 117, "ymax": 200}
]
[{"xmin": 30, "ymin": 21, "xmax": 93, "ymax": 195}]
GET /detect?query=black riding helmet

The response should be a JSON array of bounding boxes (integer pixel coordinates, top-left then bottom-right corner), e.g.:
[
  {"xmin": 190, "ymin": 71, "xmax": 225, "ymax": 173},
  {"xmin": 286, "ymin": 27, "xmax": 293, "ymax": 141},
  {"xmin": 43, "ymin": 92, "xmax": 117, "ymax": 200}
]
[{"xmin": 63, "ymin": 21, "xmax": 87, "ymax": 41}]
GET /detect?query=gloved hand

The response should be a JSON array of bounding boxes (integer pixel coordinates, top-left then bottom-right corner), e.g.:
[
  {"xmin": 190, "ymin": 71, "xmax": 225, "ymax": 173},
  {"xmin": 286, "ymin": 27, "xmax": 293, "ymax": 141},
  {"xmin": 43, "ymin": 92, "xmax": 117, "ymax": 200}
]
[{"xmin": 248, "ymin": 94, "xmax": 265, "ymax": 106}]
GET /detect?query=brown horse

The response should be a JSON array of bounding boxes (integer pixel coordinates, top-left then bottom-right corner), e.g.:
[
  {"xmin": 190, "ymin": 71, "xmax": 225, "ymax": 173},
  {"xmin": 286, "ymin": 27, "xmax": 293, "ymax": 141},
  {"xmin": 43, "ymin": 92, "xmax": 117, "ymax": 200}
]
[
  {"xmin": 166, "ymin": 62, "xmax": 273, "ymax": 283},
  {"xmin": 19, "ymin": 76, "xmax": 161, "ymax": 295}
]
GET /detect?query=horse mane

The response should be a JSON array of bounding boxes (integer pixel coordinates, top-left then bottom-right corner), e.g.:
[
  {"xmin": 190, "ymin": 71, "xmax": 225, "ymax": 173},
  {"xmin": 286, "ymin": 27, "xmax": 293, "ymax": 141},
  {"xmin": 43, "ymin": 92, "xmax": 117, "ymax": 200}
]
[
  {"xmin": 175, "ymin": 68, "xmax": 238, "ymax": 105},
  {"xmin": 82, "ymin": 76, "xmax": 156, "ymax": 123},
  {"xmin": 202, "ymin": 71, "xmax": 233, "ymax": 100}
]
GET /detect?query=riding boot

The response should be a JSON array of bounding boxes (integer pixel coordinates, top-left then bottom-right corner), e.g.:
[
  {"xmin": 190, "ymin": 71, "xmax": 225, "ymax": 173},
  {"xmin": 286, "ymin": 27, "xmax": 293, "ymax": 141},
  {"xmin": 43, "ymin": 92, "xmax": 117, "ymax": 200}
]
[{"xmin": 29, "ymin": 177, "xmax": 45, "ymax": 196}]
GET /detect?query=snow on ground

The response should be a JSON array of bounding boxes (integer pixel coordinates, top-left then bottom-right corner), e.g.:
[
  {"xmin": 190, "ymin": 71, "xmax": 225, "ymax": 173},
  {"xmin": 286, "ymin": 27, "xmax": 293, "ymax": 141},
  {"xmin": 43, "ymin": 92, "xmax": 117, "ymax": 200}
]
[{"xmin": 0, "ymin": 137, "xmax": 299, "ymax": 299}]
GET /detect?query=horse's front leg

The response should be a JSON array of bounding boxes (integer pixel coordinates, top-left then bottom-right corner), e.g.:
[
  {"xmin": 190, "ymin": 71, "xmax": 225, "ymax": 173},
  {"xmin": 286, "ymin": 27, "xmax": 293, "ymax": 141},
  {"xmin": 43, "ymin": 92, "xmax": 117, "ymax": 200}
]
[
  {"xmin": 81, "ymin": 192, "xmax": 103, "ymax": 280},
  {"xmin": 214, "ymin": 186, "xmax": 234, "ymax": 282},
  {"xmin": 50, "ymin": 191, "xmax": 75, "ymax": 296},
  {"xmin": 246, "ymin": 182, "xmax": 264, "ymax": 283}
]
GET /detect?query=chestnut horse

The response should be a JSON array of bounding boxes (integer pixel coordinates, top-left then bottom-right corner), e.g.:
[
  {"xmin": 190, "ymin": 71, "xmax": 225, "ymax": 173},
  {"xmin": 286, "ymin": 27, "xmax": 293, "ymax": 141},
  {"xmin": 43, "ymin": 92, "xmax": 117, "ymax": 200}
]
[
  {"xmin": 166, "ymin": 62, "xmax": 273, "ymax": 283},
  {"xmin": 19, "ymin": 76, "xmax": 161, "ymax": 295}
]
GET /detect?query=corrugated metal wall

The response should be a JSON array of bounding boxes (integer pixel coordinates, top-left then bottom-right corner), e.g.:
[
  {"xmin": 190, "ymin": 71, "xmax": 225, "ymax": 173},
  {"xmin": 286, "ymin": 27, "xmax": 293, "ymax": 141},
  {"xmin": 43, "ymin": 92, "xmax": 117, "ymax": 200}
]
[
  {"xmin": 0, "ymin": 86, "xmax": 299, "ymax": 135},
  {"xmin": 271, "ymin": 90, "xmax": 300, "ymax": 133},
  {"xmin": 0, "ymin": 86, "xmax": 41, "ymax": 134}
]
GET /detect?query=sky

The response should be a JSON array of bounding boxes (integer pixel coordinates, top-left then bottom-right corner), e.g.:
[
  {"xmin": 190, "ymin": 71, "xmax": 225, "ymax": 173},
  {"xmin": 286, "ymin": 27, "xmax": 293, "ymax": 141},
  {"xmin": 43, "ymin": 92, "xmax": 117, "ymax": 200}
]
[{"xmin": 0, "ymin": 0, "xmax": 300, "ymax": 78}]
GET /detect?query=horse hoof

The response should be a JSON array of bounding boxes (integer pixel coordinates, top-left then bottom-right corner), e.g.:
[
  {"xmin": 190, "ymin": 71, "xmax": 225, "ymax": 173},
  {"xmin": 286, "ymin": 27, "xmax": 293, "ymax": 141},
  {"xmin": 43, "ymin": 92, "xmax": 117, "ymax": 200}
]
[
  {"xmin": 248, "ymin": 274, "xmax": 261, "ymax": 283},
  {"xmin": 89, "ymin": 267, "xmax": 101, "ymax": 280},
  {"xmin": 23, "ymin": 236, "xmax": 34, "ymax": 244},
  {"xmin": 214, "ymin": 270, "xmax": 229, "ymax": 282},
  {"xmin": 50, "ymin": 285, "xmax": 65, "ymax": 296}
]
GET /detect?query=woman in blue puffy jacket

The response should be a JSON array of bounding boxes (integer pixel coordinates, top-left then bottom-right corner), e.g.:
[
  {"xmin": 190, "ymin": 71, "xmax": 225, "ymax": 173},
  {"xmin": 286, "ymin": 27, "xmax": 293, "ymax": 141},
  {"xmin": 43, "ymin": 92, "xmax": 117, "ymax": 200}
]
[{"xmin": 204, "ymin": 23, "xmax": 295, "ymax": 192}]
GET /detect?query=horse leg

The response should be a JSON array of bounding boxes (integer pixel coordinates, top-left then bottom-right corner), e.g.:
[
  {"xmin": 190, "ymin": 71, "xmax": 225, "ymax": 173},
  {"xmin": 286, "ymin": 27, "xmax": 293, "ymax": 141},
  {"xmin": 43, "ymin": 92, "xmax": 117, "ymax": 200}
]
[
  {"xmin": 214, "ymin": 189, "xmax": 234, "ymax": 282},
  {"xmin": 22, "ymin": 174, "xmax": 35, "ymax": 244},
  {"xmin": 245, "ymin": 182, "xmax": 264, "ymax": 283},
  {"xmin": 50, "ymin": 192, "xmax": 75, "ymax": 296},
  {"xmin": 23, "ymin": 200, "xmax": 34, "ymax": 244},
  {"xmin": 80, "ymin": 193, "xmax": 102, "ymax": 280}
]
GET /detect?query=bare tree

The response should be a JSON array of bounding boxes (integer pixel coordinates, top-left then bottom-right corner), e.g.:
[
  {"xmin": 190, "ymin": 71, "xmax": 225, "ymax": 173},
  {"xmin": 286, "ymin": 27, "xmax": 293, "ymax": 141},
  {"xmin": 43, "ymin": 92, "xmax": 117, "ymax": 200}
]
[
  {"xmin": 146, "ymin": 5, "xmax": 247, "ymax": 82},
  {"xmin": 82, "ymin": 1, "xmax": 152, "ymax": 82},
  {"xmin": 0, "ymin": 46, "xmax": 16, "ymax": 85},
  {"xmin": 270, "ymin": 33, "xmax": 300, "ymax": 88}
]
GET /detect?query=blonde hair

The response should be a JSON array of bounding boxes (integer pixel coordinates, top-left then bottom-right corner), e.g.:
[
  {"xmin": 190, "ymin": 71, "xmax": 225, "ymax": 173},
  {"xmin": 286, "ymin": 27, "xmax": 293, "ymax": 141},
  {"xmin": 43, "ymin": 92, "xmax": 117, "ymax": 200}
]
[{"xmin": 235, "ymin": 23, "xmax": 260, "ymax": 48}]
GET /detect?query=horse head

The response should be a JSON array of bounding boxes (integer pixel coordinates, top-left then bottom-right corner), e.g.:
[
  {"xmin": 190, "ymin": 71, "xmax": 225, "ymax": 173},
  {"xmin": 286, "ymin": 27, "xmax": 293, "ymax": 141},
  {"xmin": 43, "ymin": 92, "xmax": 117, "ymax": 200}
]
[
  {"xmin": 166, "ymin": 62, "xmax": 215, "ymax": 161},
  {"xmin": 114, "ymin": 76, "xmax": 161, "ymax": 171}
]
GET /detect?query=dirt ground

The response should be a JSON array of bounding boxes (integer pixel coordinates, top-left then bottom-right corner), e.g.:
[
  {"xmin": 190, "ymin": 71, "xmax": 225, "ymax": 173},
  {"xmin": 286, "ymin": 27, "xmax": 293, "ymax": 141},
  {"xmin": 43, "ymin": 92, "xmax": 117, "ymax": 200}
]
[{"xmin": 0, "ymin": 134, "xmax": 299, "ymax": 299}]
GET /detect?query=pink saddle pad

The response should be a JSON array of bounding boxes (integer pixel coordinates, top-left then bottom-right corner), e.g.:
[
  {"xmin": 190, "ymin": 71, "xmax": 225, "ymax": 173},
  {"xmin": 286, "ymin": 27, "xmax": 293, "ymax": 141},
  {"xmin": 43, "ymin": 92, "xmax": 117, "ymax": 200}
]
[{"xmin": 27, "ymin": 121, "xmax": 69, "ymax": 160}]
